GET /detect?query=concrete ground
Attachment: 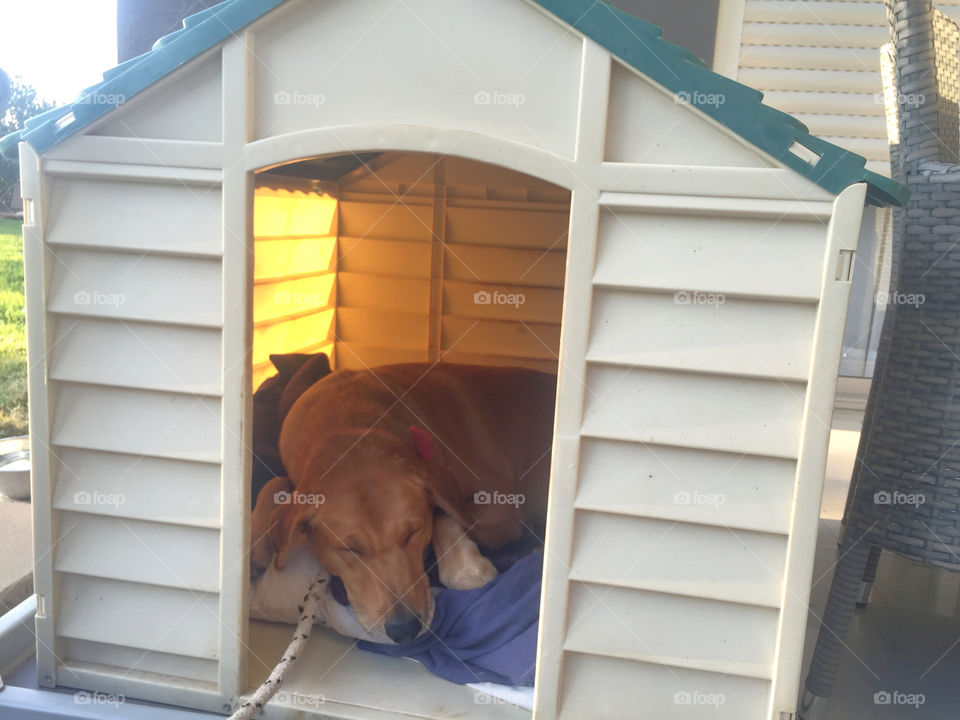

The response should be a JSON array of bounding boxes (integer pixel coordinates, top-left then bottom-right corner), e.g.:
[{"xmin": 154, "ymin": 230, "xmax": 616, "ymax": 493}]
[{"xmin": 0, "ymin": 496, "xmax": 33, "ymax": 616}]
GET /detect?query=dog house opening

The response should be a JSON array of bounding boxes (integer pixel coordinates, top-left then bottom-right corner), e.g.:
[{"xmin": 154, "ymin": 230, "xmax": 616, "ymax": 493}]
[{"xmin": 246, "ymin": 152, "xmax": 570, "ymax": 718}]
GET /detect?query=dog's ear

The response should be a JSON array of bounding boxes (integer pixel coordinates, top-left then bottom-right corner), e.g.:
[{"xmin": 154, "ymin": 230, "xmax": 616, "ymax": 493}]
[
  {"xmin": 408, "ymin": 426, "xmax": 474, "ymax": 529},
  {"xmin": 270, "ymin": 502, "xmax": 312, "ymax": 570}
]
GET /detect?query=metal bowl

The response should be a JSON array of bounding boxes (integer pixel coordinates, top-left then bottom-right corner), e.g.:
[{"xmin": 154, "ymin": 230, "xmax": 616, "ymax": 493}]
[{"xmin": 0, "ymin": 435, "xmax": 30, "ymax": 500}]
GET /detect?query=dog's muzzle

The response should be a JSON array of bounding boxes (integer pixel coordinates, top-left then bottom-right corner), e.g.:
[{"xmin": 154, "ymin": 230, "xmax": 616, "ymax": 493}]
[{"xmin": 384, "ymin": 607, "xmax": 423, "ymax": 644}]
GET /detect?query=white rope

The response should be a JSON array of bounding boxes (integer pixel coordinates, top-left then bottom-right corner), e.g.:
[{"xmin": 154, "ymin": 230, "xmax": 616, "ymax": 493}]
[{"xmin": 228, "ymin": 575, "xmax": 327, "ymax": 719}]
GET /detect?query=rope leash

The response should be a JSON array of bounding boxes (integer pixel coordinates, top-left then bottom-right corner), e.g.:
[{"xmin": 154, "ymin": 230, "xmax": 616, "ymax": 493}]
[{"xmin": 228, "ymin": 575, "xmax": 327, "ymax": 719}]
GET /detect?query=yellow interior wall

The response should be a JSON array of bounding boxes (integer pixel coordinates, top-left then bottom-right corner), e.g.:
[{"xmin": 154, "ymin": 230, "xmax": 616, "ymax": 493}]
[
  {"xmin": 252, "ymin": 155, "xmax": 570, "ymax": 392},
  {"xmin": 252, "ymin": 186, "xmax": 338, "ymax": 389}
]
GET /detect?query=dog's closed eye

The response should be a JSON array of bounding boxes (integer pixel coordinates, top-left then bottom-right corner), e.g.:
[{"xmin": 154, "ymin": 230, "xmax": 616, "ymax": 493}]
[
  {"xmin": 403, "ymin": 526, "xmax": 421, "ymax": 545},
  {"xmin": 339, "ymin": 538, "xmax": 367, "ymax": 557}
]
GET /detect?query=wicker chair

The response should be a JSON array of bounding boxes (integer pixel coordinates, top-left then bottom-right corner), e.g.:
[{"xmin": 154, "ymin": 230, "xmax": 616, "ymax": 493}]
[{"xmin": 800, "ymin": 3, "xmax": 960, "ymax": 718}]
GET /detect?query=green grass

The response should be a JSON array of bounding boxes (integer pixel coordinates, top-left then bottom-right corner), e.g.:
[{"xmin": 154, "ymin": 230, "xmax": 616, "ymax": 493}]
[{"xmin": 0, "ymin": 218, "xmax": 27, "ymax": 437}]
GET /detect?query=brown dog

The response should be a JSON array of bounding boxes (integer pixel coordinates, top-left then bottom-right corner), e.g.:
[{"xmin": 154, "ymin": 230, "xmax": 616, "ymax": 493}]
[{"xmin": 252, "ymin": 363, "xmax": 555, "ymax": 643}]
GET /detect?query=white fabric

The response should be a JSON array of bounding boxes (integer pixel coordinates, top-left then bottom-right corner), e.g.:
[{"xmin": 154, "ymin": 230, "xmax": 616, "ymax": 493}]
[{"xmin": 250, "ymin": 543, "xmax": 377, "ymax": 640}]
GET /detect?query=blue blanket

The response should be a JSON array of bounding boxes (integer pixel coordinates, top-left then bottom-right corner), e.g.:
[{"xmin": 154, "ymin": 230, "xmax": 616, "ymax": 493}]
[{"xmin": 358, "ymin": 550, "xmax": 543, "ymax": 686}]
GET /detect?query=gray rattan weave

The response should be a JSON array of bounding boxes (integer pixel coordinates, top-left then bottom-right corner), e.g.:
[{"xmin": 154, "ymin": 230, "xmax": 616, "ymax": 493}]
[{"xmin": 801, "ymin": 3, "xmax": 960, "ymax": 717}]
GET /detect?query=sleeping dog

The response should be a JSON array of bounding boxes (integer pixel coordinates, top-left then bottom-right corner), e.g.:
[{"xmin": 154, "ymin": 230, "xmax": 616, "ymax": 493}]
[{"xmin": 250, "ymin": 362, "xmax": 556, "ymax": 643}]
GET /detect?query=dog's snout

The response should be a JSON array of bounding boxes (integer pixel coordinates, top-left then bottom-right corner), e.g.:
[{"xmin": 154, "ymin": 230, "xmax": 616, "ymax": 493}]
[{"xmin": 385, "ymin": 608, "xmax": 423, "ymax": 644}]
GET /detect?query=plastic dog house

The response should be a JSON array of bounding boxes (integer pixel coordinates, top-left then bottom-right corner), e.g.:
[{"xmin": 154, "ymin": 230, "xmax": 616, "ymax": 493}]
[{"xmin": 1, "ymin": 0, "xmax": 907, "ymax": 718}]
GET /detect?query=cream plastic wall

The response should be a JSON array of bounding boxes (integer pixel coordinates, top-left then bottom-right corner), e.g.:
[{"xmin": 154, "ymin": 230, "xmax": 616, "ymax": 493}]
[{"xmin": 20, "ymin": 0, "xmax": 869, "ymax": 717}]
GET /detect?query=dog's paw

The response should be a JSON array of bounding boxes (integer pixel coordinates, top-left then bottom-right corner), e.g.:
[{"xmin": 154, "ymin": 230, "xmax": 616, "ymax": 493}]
[{"xmin": 440, "ymin": 554, "xmax": 498, "ymax": 590}]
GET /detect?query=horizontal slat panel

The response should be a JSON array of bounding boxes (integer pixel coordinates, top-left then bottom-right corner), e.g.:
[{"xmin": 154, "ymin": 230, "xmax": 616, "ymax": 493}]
[
  {"xmin": 744, "ymin": 1, "xmax": 883, "ymax": 25},
  {"xmin": 338, "ymin": 273, "xmax": 429, "ymax": 313},
  {"xmin": 252, "ymin": 309, "xmax": 335, "ymax": 366},
  {"xmin": 253, "ymin": 273, "xmax": 335, "ymax": 323},
  {"xmin": 51, "ymin": 448, "xmax": 220, "ymax": 528},
  {"xmin": 761, "ymin": 90, "xmax": 883, "ymax": 116},
  {"xmin": 48, "ymin": 248, "xmax": 222, "ymax": 327},
  {"xmin": 565, "ymin": 582, "xmax": 779, "ymax": 678},
  {"xmin": 594, "ymin": 209, "xmax": 826, "ymax": 301},
  {"xmin": 441, "ymin": 317, "xmax": 560, "ymax": 359},
  {"xmin": 49, "ymin": 317, "xmax": 222, "ymax": 395},
  {"xmin": 334, "ymin": 342, "xmax": 429, "ymax": 369},
  {"xmin": 581, "ymin": 365, "xmax": 805, "ymax": 459},
  {"xmin": 575, "ymin": 438, "xmax": 795, "ymax": 535},
  {"xmin": 54, "ymin": 513, "xmax": 219, "ymax": 593},
  {"xmin": 444, "ymin": 245, "xmax": 566, "ymax": 287},
  {"xmin": 559, "ymin": 652, "xmax": 770, "ymax": 720},
  {"xmin": 446, "ymin": 206, "xmax": 569, "ymax": 250},
  {"xmin": 598, "ymin": 193, "xmax": 832, "ymax": 219},
  {"xmin": 741, "ymin": 22, "xmax": 889, "ymax": 48},
  {"xmin": 47, "ymin": 178, "xmax": 222, "ymax": 256},
  {"xmin": 52, "ymin": 384, "xmax": 221, "ymax": 462},
  {"xmin": 253, "ymin": 190, "xmax": 337, "ymax": 238},
  {"xmin": 253, "ymin": 236, "xmax": 336, "ymax": 281},
  {"xmin": 443, "ymin": 280, "xmax": 563, "ymax": 324},
  {"xmin": 793, "ymin": 113, "xmax": 888, "ymax": 139},
  {"xmin": 336, "ymin": 307, "xmax": 429, "ymax": 347},
  {"xmin": 52, "ymin": 663, "xmax": 220, "ymax": 711},
  {"xmin": 737, "ymin": 68, "xmax": 882, "ymax": 93},
  {"xmin": 570, "ymin": 511, "xmax": 786, "ymax": 607},
  {"xmin": 338, "ymin": 236, "xmax": 432, "ymax": 277},
  {"xmin": 819, "ymin": 135, "xmax": 890, "ymax": 160},
  {"xmin": 58, "ymin": 574, "xmax": 218, "ymax": 659},
  {"xmin": 587, "ymin": 289, "xmax": 815, "ymax": 381},
  {"xmin": 63, "ymin": 638, "xmax": 219, "ymax": 685},
  {"xmin": 740, "ymin": 45, "xmax": 879, "ymax": 72},
  {"xmin": 338, "ymin": 200, "xmax": 433, "ymax": 241}
]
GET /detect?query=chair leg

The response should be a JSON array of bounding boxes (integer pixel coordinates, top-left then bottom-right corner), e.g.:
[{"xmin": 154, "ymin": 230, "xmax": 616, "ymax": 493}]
[
  {"xmin": 800, "ymin": 539, "xmax": 872, "ymax": 718},
  {"xmin": 856, "ymin": 546, "xmax": 881, "ymax": 608}
]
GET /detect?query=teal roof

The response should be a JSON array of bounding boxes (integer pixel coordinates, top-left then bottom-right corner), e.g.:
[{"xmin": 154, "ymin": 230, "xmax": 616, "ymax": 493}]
[{"xmin": 0, "ymin": 0, "xmax": 908, "ymax": 207}]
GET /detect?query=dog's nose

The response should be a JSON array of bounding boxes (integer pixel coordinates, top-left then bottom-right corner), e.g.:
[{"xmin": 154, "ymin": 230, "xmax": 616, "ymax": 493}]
[{"xmin": 385, "ymin": 608, "xmax": 422, "ymax": 644}]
